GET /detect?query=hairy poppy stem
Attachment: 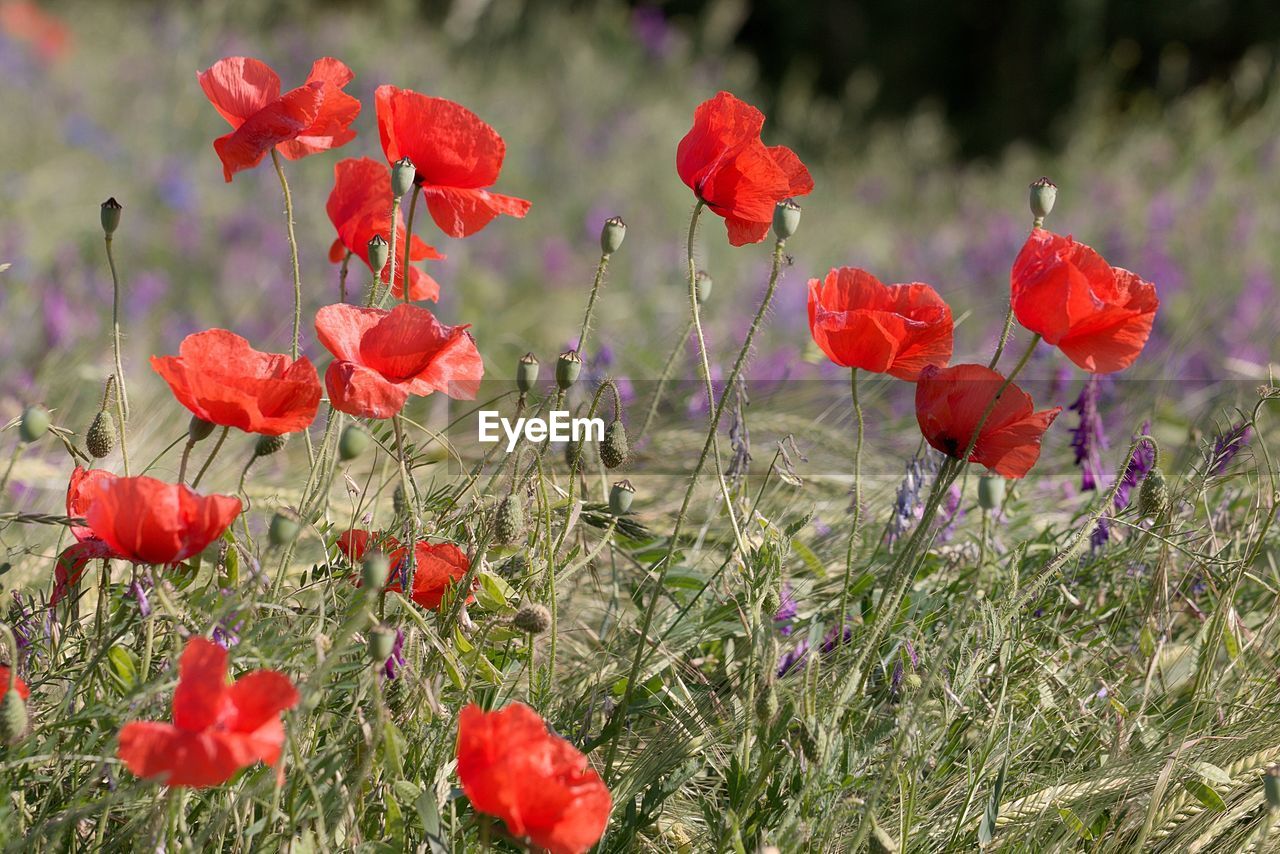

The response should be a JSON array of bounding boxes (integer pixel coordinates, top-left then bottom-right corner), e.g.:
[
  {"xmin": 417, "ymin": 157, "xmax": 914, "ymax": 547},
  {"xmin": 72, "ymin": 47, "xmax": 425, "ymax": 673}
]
[
  {"xmin": 0, "ymin": 443, "xmax": 21, "ymax": 497},
  {"xmin": 637, "ymin": 316, "xmax": 695, "ymax": 440},
  {"xmin": 190, "ymin": 426, "xmax": 230, "ymax": 490},
  {"xmin": 384, "ymin": 194, "xmax": 402, "ymax": 307},
  {"xmin": 338, "ymin": 250, "xmax": 352, "ymax": 304},
  {"xmin": 575, "ymin": 252, "xmax": 612, "ymax": 359},
  {"xmin": 269, "ymin": 150, "xmax": 314, "ymax": 466},
  {"xmin": 391, "ymin": 414, "xmax": 417, "ymax": 594},
  {"xmin": 836, "ymin": 368, "xmax": 865, "ymax": 629},
  {"xmin": 988, "ymin": 306, "xmax": 1017, "ymax": 369},
  {"xmin": 401, "ymin": 191, "xmax": 419, "ymax": 306},
  {"xmin": 177, "ymin": 437, "xmax": 197, "ymax": 485},
  {"xmin": 103, "ymin": 234, "xmax": 130, "ymax": 475}
]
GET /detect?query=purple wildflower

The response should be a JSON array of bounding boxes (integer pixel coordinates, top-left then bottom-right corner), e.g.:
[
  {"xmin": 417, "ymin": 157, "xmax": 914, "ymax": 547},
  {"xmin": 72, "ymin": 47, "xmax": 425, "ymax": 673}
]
[
  {"xmin": 128, "ymin": 577, "xmax": 151, "ymax": 618},
  {"xmin": 887, "ymin": 454, "xmax": 936, "ymax": 545},
  {"xmin": 383, "ymin": 628, "xmax": 406, "ymax": 680},
  {"xmin": 934, "ymin": 483, "xmax": 964, "ymax": 543},
  {"xmin": 773, "ymin": 583, "xmax": 797, "ymax": 636},
  {"xmin": 1210, "ymin": 422, "xmax": 1252, "ymax": 475},
  {"xmin": 819, "ymin": 622, "xmax": 853, "ymax": 655},
  {"xmin": 1068, "ymin": 376, "xmax": 1108, "ymax": 491},
  {"xmin": 1114, "ymin": 421, "xmax": 1154, "ymax": 509},
  {"xmin": 777, "ymin": 641, "xmax": 810, "ymax": 677}
]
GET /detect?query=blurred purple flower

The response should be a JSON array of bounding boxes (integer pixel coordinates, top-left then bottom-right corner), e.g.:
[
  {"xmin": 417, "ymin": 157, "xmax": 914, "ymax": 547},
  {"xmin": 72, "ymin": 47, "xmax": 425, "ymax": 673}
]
[
  {"xmin": 819, "ymin": 622, "xmax": 853, "ymax": 655},
  {"xmin": 773, "ymin": 583, "xmax": 797, "ymax": 636},
  {"xmin": 383, "ymin": 627, "xmax": 406, "ymax": 680},
  {"xmin": 1114, "ymin": 421, "xmax": 1154, "ymax": 509},
  {"xmin": 777, "ymin": 641, "xmax": 809, "ymax": 677},
  {"xmin": 630, "ymin": 6, "xmax": 673, "ymax": 58},
  {"xmin": 1068, "ymin": 376, "xmax": 1108, "ymax": 491},
  {"xmin": 1210, "ymin": 422, "xmax": 1251, "ymax": 475}
]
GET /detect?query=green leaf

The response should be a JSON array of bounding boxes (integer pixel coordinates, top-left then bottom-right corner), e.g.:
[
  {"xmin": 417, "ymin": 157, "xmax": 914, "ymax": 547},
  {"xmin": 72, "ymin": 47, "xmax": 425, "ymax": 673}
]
[
  {"xmin": 105, "ymin": 644, "xmax": 139, "ymax": 694},
  {"xmin": 978, "ymin": 751, "xmax": 1009, "ymax": 846},
  {"xmin": 1181, "ymin": 776, "xmax": 1226, "ymax": 811},
  {"xmin": 474, "ymin": 571, "xmax": 514, "ymax": 611},
  {"xmin": 1057, "ymin": 806, "xmax": 1096, "ymax": 841}
]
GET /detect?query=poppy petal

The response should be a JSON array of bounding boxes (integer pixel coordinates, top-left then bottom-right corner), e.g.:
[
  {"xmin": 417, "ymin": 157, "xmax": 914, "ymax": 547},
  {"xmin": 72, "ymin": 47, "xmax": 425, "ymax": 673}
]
[
  {"xmin": 212, "ymin": 82, "xmax": 325, "ymax": 182},
  {"xmin": 227, "ymin": 671, "xmax": 300, "ymax": 733},
  {"xmin": 118, "ymin": 721, "xmax": 246, "ymax": 788},
  {"xmin": 52, "ymin": 539, "xmax": 115, "ymax": 605},
  {"xmin": 197, "ymin": 57, "xmax": 281, "ymax": 127},
  {"xmin": 421, "ymin": 186, "xmax": 530, "ymax": 238},
  {"xmin": 324, "ymin": 360, "xmax": 410, "ymax": 419}
]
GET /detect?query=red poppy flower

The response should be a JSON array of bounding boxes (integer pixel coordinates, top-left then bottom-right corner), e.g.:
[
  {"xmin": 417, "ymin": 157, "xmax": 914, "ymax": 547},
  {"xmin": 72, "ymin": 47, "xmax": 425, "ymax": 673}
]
[
  {"xmin": 0, "ymin": 665, "xmax": 29, "ymax": 700},
  {"xmin": 67, "ymin": 465, "xmax": 115, "ymax": 542},
  {"xmin": 676, "ymin": 91, "xmax": 814, "ymax": 246},
  {"xmin": 150, "ymin": 330, "xmax": 322, "ymax": 436},
  {"xmin": 0, "ymin": 1, "xmax": 71, "ymax": 62},
  {"xmin": 327, "ymin": 157, "xmax": 444, "ymax": 302},
  {"xmin": 375, "ymin": 86, "xmax": 531, "ymax": 238},
  {"xmin": 52, "ymin": 467, "xmax": 121, "ymax": 604},
  {"xmin": 915, "ymin": 364, "xmax": 1061, "ymax": 478},
  {"xmin": 456, "ymin": 702, "xmax": 611, "ymax": 854},
  {"xmin": 198, "ymin": 56, "xmax": 360, "ymax": 182},
  {"xmin": 1011, "ymin": 228, "xmax": 1158, "ymax": 374},
  {"xmin": 76, "ymin": 475, "xmax": 241, "ymax": 566},
  {"xmin": 336, "ymin": 529, "xmax": 472, "ymax": 610},
  {"xmin": 314, "ymin": 303, "xmax": 484, "ymax": 419},
  {"xmin": 117, "ymin": 637, "xmax": 299, "ymax": 788},
  {"xmin": 807, "ymin": 267, "xmax": 953, "ymax": 380}
]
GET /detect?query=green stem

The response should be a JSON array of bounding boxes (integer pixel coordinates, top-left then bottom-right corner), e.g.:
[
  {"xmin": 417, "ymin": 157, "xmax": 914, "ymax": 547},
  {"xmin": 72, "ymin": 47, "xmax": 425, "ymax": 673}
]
[
  {"xmin": 338, "ymin": 250, "xmax": 352, "ymax": 304},
  {"xmin": 575, "ymin": 253, "xmax": 612, "ymax": 357},
  {"xmin": 269, "ymin": 149, "xmax": 314, "ymax": 466},
  {"xmin": 177, "ymin": 437, "xmax": 197, "ymax": 485},
  {"xmin": 104, "ymin": 234, "xmax": 130, "ymax": 475},
  {"xmin": 637, "ymin": 315, "xmax": 695, "ymax": 441},
  {"xmin": 988, "ymin": 305, "xmax": 1017, "ymax": 370},
  {"xmin": 190, "ymin": 426, "xmax": 230, "ymax": 490},
  {"xmin": 391, "ymin": 414, "xmax": 417, "ymax": 593},
  {"xmin": 836, "ymin": 368, "xmax": 864, "ymax": 627},
  {"xmin": 400, "ymin": 190, "xmax": 419, "ymax": 305}
]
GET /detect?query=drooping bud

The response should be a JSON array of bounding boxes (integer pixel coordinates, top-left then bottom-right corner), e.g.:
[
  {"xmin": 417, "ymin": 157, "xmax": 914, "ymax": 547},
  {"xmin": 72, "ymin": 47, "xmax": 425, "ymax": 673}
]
[
  {"xmin": 1138, "ymin": 467, "xmax": 1169, "ymax": 518},
  {"xmin": 494, "ymin": 493, "xmax": 526, "ymax": 544},
  {"xmin": 695, "ymin": 270, "xmax": 713, "ymax": 304},
  {"xmin": 609, "ymin": 479, "xmax": 635, "ymax": 515},
  {"xmin": 338, "ymin": 424, "xmax": 371, "ymax": 461},
  {"xmin": 0, "ymin": 687, "xmax": 28, "ymax": 745},
  {"xmin": 18, "ymin": 405, "xmax": 49, "ymax": 443},
  {"xmin": 254, "ymin": 433, "xmax": 287, "ymax": 458},
  {"xmin": 100, "ymin": 197, "xmax": 123, "ymax": 236},
  {"xmin": 977, "ymin": 476, "xmax": 1005, "ymax": 510},
  {"xmin": 556, "ymin": 350, "xmax": 582, "ymax": 390},
  {"xmin": 600, "ymin": 216, "xmax": 627, "ymax": 255},
  {"xmin": 773, "ymin": 199, "xmax": 801, "ymax": 241},
  {"xmin": 86, "ymin": 410, "xmax": 117, "ymax": 459},
  {"xmin": 1029, "ymin": 177, "xmax": 1057, "ymax": 226},
  {"xmin": 188, "ymin": 415, "xmax": 216, "ymax": 442},
  {"xmin": 601, "ymin": 419, "xmax": 629, "ymax": 469},
  {"xmin": 368, "ymin": 625, "xmax": 397, "ymax": 664},
  {"xmin": 1266, "ymin": 765, "xmax": 1280, "ymax": 812},
  {"xmin": 517, "ymin": 353, "xmax": 539, "ymax": 395},
  {"xmin": 367, "ymin": 234, "xmax": 390, "ymax": 276},
  {"xmin": 513, "ymin": 603, "xmax": 552, "ymax": 634},
  {"xmin": 361, "ymin": 551, "xmax": 391, "ymax": 592},
  {"xmin": 391, "ymin": 157, "xmax": 417, "ymax": 197},
  {"xmin": 268, "ymin": 510, "xmax": 300, "ymax": 547}
]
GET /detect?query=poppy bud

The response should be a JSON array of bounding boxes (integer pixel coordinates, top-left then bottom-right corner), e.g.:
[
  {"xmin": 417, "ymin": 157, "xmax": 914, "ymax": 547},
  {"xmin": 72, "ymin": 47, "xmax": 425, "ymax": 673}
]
[
  {"xmin": 695, "ymin": 270, "xmax": 713, "ymax": 304},
  {"xmin": 513, "ymin": 603, "xmax": 551, "ymax": 635},
  {"xmin": 392, "ymin": 157, "xmax": 416, "ymax": 197},
  {"xmin": 361, "ymin": 551, "xmax": 391, "ymax": 592},
  {"xmin": 773, "ymin": 199, "xmax": 801, "ymax": 241},
  {"xmin": 188, "ymin": 415, "xmax": 216, "ymax": 442},
  {"xmin": 100, "ymin": 197, "xmax": 123, "ymax": 236},
  {"xmin": 1029, "ymin": 177, "xmax": 1057, "ymax": 226},
  {"xmin": 86, "ymin": 410, "xmax": 117, "ymax": 459},
  {"xmin": 367, "ymin": 234, "xmax": 390, "ymax": 275},
  {"xmin": 609, "ymin": 479, "xmax": 635, "ymax": 515},
  {"xmin": 494, "ymin": 493, "xmax": 525, "ymax": 544},
  {"xmin": 601, "ymin": 419, "xmax": 629, "ymax": 469},
  {"xmin": 556, "ymin": 350, "xmax": 582, "ymax": 390},
  {"xmin": 977, "ymin": 476, "xmax": 1006, "ymax": 510},
  {"xmin": 1138, "ymin": 467, "xmax": 1169, "ymax": 518},
  {"xmin": 0, "ymin": 687, "xmax": 27, "ymax": 745},
  {"xmin": 254, "ymin": 433, "xmax": 287, "ymax": 458},
  {"xmin": 268, "ymin": 510, "xmax": 300, "ymax": 547},
  {"xmin": 18, "ymin": 405, "xmax": 49, "ymax": 443},
  {"xmin": 1266, "ymin": 765, "xmax": 1280, "ymax": 812},
  {"xmin": 368, "ymin": 625, "xmax": 397, "ymax": 664},
  {"xmin": 600, "ymin": 216, "xmax": 627, "ymax": 255},
  {"xmin": 338, "ymin": 424, "xmax": 371, "ymax": 461},
  {"xmin": 516, "ymin": 353, "xmax": 539, "ymax": 395}
]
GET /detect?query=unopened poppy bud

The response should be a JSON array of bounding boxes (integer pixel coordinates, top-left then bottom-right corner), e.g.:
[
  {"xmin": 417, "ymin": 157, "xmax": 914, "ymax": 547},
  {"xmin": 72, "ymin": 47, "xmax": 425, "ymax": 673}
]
[
  {"xmin": 1029, "ymin": 177, "xmax": 1057, "ymax": 226},
  {"xmin": 695, "ymin": 270, "xmax": 713, "ymax": 304},
  {"xmin": 367, "ymin": 234, "xmax": 390, "ymax": 275},
  {"xmin": 513, "ymin": 603, "xmax": 551, "ymax": 634},
  {"xmin": 0, "ymin": 687, "xmax": 27, "ymax": 745},
  {"xmin": 18, "ymin": 405, "xmax": 49, "ymax": 443},
  {"xmin": 609, "ymin": 479, "xmax": 635, "ymax": 515},
  {"xmin": 254, "ymin": 433, "xmax": 287, "ymax": 458},
  {"xmin": 601, "ymin": 419, "xmax": 629, "ymax": 469},
  {"xmin": 517, "ymin": 353, "xmax": 539, "ymax": 394},
  {"xmin": 556, "ymin": 350, "xmax": 582, "ymax": 390},
  {"xmin": 391, "ymin": 157, "xmax": 416, "ymax": 197},
  {"xmin": 188, "ymin": 415, "xmax": 216, "ymax": 442},
  {"xmin": 338, "ymin": 424, "xmax": 371, "ymax": 461},
  {"xmin": 1138, "ymin": 467, "xmax": 1169, "ymax": 518},
  {"xmin": 1266, "ymin": 765, "xmax": 1280, "ymax": 811},
  {"xmin": 86, "ymin": 410, "xmax": 117, "ymax": 459},
  {"xmin": 494, "ymin": 493, "xmax": 525, "ymax": 544},
  {"xmin": 268, "ymin": 511, "xmax": 300, "ymax": 547},
  {"xmin": 368, "ymin": 625, "xmax": 397, "ymax": 663},
  {"xmin": 773, "ymin": 199, "xmax": 801, "ymax": 241},
  {"xmin": 600, "ymin": 216, "xmax": 627, "ymax": 255},
  {"xmin": 977, "ymin": 476, "xmax": 1005, "ymax": 510},
  {"xmin": 100, "ymin": 197, "xmax": 123, "ymax": 236},
  {"xmin": 361, "ymin": 551, "xmax": 391, "ymax": 591}
]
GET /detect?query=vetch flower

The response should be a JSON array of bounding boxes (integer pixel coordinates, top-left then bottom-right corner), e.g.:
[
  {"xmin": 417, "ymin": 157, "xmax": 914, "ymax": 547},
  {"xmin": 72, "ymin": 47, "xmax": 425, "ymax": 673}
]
[
  {"xmin": 1210, "ymin": 422, "xmax": 1252, "ymax": 475},
  {"xmin": 117, "ymin": 637, "xmax": 298, "ymax": 788},
  {"xmin": 335, "ymin": 530, "xmax": 472, "ymax": 611},
  {"xmin": 677, "ymin": 91, "xmax": 813, "ymax": 246},
  {"xmin": 1011, "ymin": 229, "xmax": 1158, "ymax": 373},
  {"xmin": 150, "ymin": 330, "xmax": 322, "ymax": 436},
  {"xmin": 773, "ymin": 582, "xmax": 797, "ymax": 636},
  {"xmin": 314, "ymin": 303, "xmax": 483, "ymax": 419},
  {"xmin": 807, "ymin": 267, "xmax": 953, "ymax": 380},
  {"xmin": 198, "ymin": 57, "xmax": 359, "ymax": 182},
  {"xmin": 375, "ymin": 86, "xmax": 531, "ymax": 237},
  {"xmin": 915, "ymin": 364, "xmax": 1061, "ymax": 479},
  {"xmin": 456, "ymin": 702, "xmax": 611, "ymax": 854},
  {"xmin": 1068, "ymin": 376, "xmax": 1108, "ymax": 491},
  {"xmin": 326, "ymin": 157, "xmax": 444, "ymax": 301},
  {"xmin": 1114, "ymin": 421, "xmax": 1155, "ymax": 509}
]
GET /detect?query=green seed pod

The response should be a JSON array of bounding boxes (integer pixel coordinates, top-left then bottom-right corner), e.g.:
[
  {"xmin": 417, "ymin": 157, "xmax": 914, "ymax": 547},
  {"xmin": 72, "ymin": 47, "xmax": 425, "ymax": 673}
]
[
  {"xmin": 268, "ymin": 511, "xmax": 300, "ymax": 548},
  {"xmin": 494, "ymin": 493, "xmax": 525, "ymax": 544},
  {"xmin": 601, "ymin": 419, "xmax": 629, "ymax": 469},
  {"xmin": 338, "ymin": 424, "xmax": 371, "ymax": 461},
  {"xmin": 609, "ymin": 479, "xmax": 635, "ymax": 515},
  {"xmin": 188, "ymin": 415, "xmax": 216, "ymax": 442},
  {"xmin": 254, "ymin": 433, "xmax": 287, "ymax": 458},
  {"xmin": 695, "ymin": 270, "xmax": 713, "ymax": 304},
  {"xmin": 755, "ymin": 680, "xmax": 779, "ymax": 725},
  {"xmin": 86, "ymin": 410, "xmax": 117, "ymax": 459},
  {"xmin": 556, "ymin": 350, "xmax": 582, "ymax": 390},
  {"xmin": 0, "ymin": 687, "xmax": 28, "ymax": 745},
  {"xmin": 515, "ymin": 352, "xmax": 540, "ymax": 396},
  {"xmin": 513, "ymin": 603, "xmax": 551, "ymax": 634},
  {"xmin": 1266, "ymin": 765, "xmax": 1280, "ymax": 812},
  {"xmin": 391, "ymin": 157, "xmax": 417, "ymax": 197},
  {"xmin": 18, "ymin": 405, "xmax": 49, "ymax": 443},
  {"xmin": 1029, "ymin": 176, "xmax": 1057, "ymax": 225},
  {"xmin": 368, "ymin": 625, "xmax": 397, "ymax": 663},
  {"xmin": 977, "ymin": 476, "xmax": 1006, "ymax": 510},
  {"xmin": 100, "ymin": 197, "xmax": 123, "ymax": 236},
  {"xmin": 367, "ymin": 234, "xmax": 389, "ymax": 276},
  {"xmin": 361, "ymin": 551, "xmax": 391, "ymax": 591},
  {"xmin": 1138, "ymin": 467, "xmax": 1169, "ymax": 518},
  {"xmin": 772, "ymin": 199, "xmax": 802, "ymax": 241},
  {"xmin": 600, "ymin": 216, "xmax": 627, "ymax": 255}
]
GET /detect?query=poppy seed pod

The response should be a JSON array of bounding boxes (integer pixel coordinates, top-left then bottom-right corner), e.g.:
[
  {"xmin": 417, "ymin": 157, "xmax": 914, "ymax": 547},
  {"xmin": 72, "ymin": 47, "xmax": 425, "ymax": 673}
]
[
  {"xmin": 338, "ymin": 423, "xmax": 371, "ymax": 461},
  {"xmin": 773, "ymin": 199, "xmax": 801, "ymax": 241},
  {"xmin": 601, "ymin": 419, "xmax": 629, "ymax": 469},
  {"xmin": 0, "ymin": 687, "xmax": 27, "ymax": 745},
  {"xmin": 367, "ymin": 234, "xmax": 390, "ymax": 275},
  {"xmin": 368, "ymin": 625, "xmax": 397, "ymax": 663},
  {"xmin": 100, "ymin": 197, "xmax": 123, "ymax": 236},
  {"xmin": 188, "ymin": 415, "xmax": 216, "ymax": 442},
  {"xmin": 494, "ymin": 493, "xmax": 526, "ymax": 544},
  {"xmin": 268, "ymin": 511, "xmax": 300, "ymax": 547},
  {"xmin": 254, "ymin": 433, "xmax": 287, "ymax": 458},
  {"xmin": 695, "ymin": 270, "xmax": 713, "ymax": 304},
  {"xmin": 516, "ymin": 353, "xmax": 539, "ymax": 394},
  {"xmin": 609, "ymin": 479, "xmax": 636, "ymax": 515},
  {"xmin": 600, "ymin": 216, "xmax": 627, "ymax": 255},
  {"xmin": 18, "ymin": 405, "xmax": 49, "ymax": 443},
  {"xmin": 977, "ymin": 476, "xmax": 1006, "ymax": 510},
  {"xmin": 391, "ymin": 157, "xmax": 417, "ymax": 197},
  {"xmin": 556, "ymin": 350, "xmax": 582, "ymax": 390},
  {"xmin": 1029, "ymin": 177, "xmax": 1057, "ymax": 225},
  {"xmin": 1138, "ymin": 467, "xmax": 1169, "ymax": 518},
  {"xmin": 86, "ymin": 410, "xmax": 117, "ymax": 459},
  {"xmin": 513, "ymin": 603, "xmax": 552, "ymax": 635},
  {"xmin": 361, "ymin": 550, "xmax": 391, "ymax": 592},
  {"xmin": 1265, "ymin": 765, "xmax": 1280, "ymax": 811}
]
